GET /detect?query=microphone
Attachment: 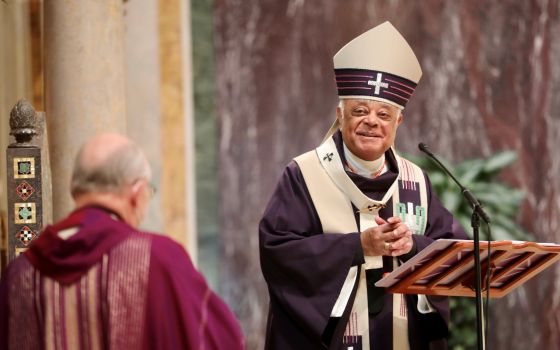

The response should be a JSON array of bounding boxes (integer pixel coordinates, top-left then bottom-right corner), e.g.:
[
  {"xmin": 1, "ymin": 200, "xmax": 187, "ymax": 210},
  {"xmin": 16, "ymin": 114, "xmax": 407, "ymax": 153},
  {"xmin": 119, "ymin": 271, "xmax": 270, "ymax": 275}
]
[
  {"xmin": 418, "ymin": 143, "xmax": 491, "ymax": 223},
  {"xmin": 418, "ymin": 142, "xmax": 433, "ymax": 156}
]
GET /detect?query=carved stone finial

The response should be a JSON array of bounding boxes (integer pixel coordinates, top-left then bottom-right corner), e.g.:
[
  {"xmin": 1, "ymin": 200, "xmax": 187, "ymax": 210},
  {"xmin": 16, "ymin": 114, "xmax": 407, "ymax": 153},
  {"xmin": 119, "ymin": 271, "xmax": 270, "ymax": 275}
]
[{"xmin": 9, "ymin": 98, "xmax": 37, "ymax": 143}]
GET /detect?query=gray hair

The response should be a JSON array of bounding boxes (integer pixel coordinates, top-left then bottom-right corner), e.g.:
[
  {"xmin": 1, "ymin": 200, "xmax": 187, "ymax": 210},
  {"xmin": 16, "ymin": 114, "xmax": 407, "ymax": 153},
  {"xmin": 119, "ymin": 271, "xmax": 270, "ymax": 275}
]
[{"xmin": 70, "ymin": 142, "xmax": 151, "ymax": 197}]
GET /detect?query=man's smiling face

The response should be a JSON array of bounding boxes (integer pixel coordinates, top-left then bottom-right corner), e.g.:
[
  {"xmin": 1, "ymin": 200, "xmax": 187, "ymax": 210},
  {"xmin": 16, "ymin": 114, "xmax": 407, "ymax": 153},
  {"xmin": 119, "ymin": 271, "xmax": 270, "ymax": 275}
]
[{"xmin": 337, "ymin": 99, "xmax": 403, "ymax": 161}]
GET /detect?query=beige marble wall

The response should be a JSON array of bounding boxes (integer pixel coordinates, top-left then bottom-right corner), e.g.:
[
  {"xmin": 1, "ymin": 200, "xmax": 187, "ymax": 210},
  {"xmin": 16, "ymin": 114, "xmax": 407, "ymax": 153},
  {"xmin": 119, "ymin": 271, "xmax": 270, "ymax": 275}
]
[{"xmin": 1, "ymin": 1, "xmax": 197, "ymax": 270}]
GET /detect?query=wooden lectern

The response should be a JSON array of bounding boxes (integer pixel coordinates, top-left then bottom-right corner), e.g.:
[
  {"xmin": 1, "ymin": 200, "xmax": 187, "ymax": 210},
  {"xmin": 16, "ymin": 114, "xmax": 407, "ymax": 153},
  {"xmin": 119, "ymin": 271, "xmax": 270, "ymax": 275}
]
[{"xmin": 376, "ymin": 239, "xmax": 560, "ymax": 298}]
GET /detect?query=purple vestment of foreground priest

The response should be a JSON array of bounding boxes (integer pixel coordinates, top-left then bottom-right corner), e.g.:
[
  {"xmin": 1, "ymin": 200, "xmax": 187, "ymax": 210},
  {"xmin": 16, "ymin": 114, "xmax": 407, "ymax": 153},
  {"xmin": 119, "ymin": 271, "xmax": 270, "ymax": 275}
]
[{"xmin": 0, "ymin": 207, "xmax": 245, "ymax": 350}]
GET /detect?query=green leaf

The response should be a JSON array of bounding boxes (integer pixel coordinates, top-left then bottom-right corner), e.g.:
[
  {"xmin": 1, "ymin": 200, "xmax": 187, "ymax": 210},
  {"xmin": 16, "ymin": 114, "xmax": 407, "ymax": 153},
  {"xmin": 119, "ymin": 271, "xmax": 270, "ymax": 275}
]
[
  {"xmin": 482, "ymin": 151, "xmax": 517, "ymax": 175},
  {"xmin": 457, "ymin": 159, "xmax": 485, "ymax": 184},
  {"xmin": 457, "ymin": 216, "xmax": 472, "ymax": 237},
  {"xmin": 474, "ymin": 190, "xmax": 524, "ymax": 209},
  {"xmin": 427, "ymin": 171, "xmax": 446, "ymax": 185},
  {"xmin": 441, "ymin": 191, "xmax": 461, "ymax": 213}
]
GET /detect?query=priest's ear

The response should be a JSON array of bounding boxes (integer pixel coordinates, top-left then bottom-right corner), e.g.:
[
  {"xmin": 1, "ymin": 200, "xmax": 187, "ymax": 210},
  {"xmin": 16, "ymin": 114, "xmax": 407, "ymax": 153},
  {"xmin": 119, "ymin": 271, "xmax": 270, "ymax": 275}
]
[
  {"xmin": 336, "ymin": 102, "xmax": 343, "ymax": 124},
  {"xmin": 397, "ymin": 110, "xmax": 404, "ymax": 125},
  {"xmin": 129, "ymin": 179, "xmax": 145, "ymax": 205}
]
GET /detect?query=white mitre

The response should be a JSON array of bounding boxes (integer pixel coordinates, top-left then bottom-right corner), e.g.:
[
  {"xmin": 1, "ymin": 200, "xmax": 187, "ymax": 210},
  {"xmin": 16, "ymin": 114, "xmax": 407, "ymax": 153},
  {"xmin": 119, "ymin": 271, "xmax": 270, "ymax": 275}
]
[{"xmin": 324, "ymin": 21, "xmax": 422, "ymax": 140}]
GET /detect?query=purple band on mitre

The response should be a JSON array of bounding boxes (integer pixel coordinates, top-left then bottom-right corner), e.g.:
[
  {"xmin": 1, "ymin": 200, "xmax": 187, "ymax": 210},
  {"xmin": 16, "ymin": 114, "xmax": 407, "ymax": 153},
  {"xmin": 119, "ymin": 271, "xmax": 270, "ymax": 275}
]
[{"xmin": 334, "ymin": 68, "xmax": 418, "ymax": 109}]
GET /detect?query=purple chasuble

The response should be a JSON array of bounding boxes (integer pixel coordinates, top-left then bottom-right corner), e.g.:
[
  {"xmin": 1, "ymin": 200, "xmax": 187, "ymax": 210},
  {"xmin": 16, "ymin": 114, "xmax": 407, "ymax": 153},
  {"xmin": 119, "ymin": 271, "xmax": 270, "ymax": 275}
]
[
  {"xmin": 0, "ymin": 206, "xmax": 245, "ymax": 350},
  {"xmin": 259, "ymin": 131, "xmax": 468, "ymax": 350}
]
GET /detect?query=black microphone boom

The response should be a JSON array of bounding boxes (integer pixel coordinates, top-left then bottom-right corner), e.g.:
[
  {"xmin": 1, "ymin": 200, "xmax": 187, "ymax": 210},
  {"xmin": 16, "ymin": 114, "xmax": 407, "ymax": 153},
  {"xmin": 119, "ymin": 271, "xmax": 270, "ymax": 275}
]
[
  {"xmin": 418, "ymin": 142, "xmax": 491, "ymax": 350},
  {"xmin": 417, "ymin": 143, "xmax": 490, "ymax": 224}
]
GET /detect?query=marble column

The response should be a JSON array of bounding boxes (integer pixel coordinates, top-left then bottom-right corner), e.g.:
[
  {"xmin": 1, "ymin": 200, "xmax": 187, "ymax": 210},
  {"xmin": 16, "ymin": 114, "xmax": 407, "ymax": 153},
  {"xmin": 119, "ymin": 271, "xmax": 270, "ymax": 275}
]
[{"xmin": 44, "ymin": 0, "xmax": 127, "ymax": 221}]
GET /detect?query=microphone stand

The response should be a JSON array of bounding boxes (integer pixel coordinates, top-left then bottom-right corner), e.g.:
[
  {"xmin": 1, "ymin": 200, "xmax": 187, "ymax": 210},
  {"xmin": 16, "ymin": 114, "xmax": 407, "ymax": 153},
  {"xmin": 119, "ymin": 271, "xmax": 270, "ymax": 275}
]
[{"xmin": 418, "ymin": 143, "xmax": 490, "ymax": 350}]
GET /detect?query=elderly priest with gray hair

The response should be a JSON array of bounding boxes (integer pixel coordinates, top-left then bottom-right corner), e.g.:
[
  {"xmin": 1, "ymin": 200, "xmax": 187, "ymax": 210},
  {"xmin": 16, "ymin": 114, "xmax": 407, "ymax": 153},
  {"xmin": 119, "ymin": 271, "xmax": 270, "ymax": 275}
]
[
  {"xmin": 1, "ymin": 133, "xmax": 245, "ymax": 350},
  {"xmin": 259, "ymin": 21, "xmax": 468, "ymax": 350}
]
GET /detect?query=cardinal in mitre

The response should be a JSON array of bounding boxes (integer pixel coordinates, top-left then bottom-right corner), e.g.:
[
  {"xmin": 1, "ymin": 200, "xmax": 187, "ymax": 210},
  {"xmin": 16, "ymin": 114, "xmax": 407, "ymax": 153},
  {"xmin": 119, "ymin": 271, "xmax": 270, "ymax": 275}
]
[{"xmin": 259, "ymin": 21, "xmax": 468, "ymax": 350}]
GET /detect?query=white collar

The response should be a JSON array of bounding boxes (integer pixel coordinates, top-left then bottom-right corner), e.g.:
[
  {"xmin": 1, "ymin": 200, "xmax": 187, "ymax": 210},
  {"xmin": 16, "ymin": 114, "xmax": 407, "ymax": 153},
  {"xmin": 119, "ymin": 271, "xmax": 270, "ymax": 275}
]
[{"xmin": 343, "ymin": 142, "xmax": 386, "ymax": 178}]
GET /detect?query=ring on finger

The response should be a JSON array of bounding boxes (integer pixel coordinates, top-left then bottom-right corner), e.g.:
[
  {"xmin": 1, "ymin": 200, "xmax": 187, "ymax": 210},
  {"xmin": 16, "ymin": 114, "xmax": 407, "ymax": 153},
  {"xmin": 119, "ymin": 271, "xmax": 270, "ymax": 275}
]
[{"xmin": 384, "ymin": 242, "xmax": 391, "ymax": 250}]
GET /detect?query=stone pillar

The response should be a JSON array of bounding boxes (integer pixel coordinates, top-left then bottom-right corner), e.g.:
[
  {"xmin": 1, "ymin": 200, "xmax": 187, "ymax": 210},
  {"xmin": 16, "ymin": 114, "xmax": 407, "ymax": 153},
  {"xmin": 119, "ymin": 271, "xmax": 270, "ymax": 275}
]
[{"xmin": 44, "ymin": 0, "xmax": 127, "ymax": 221}]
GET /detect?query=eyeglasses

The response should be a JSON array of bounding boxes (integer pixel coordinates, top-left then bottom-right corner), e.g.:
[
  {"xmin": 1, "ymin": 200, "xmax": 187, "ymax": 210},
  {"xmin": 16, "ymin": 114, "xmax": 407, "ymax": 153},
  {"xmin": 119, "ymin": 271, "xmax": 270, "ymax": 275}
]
[
  {"xmin": 131, "ymin": 178, "xmax": 157, "ymax": 198},
  {"xmin": 147, "ymin": 182, "xmax": 157, "ymax": 198}
]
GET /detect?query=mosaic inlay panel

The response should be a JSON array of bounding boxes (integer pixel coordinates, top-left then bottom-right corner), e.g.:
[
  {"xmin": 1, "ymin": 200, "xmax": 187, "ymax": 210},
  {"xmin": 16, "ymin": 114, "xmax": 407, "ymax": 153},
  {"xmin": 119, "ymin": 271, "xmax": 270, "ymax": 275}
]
[
  {"xmin": 13, "ymin": 157, "xmax": 35, "ymax": 179},
  {"xmin": 7, "ymin": 144, "xmax": 42, "ymax": 264},
  {"xmin": 16, "ymin": 226, "xmax": 37, "ymax": 246},
  {"xmin": 14, "ymin": 203, "xmax": 36, "ymax": 224},
  {"xmin": 15, "ymin": 180, "xmax": 35, "ymax": 201}
]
